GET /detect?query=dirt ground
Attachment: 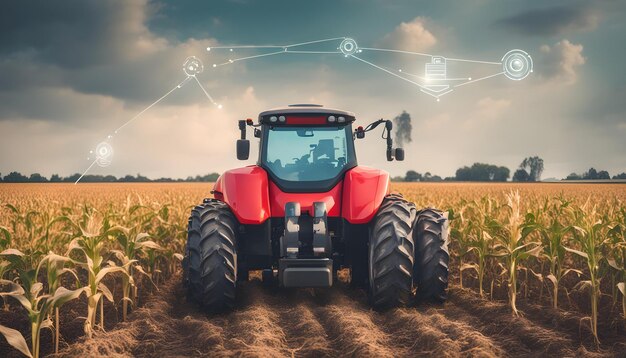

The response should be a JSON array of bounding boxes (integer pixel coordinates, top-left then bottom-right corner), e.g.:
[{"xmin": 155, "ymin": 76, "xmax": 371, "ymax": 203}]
[{"xmin": 47, "ymin": 270, "xmax": 625, "ymax": 358}]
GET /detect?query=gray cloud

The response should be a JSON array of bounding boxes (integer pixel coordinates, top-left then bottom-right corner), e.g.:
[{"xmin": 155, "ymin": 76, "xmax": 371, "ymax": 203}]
[
  {"xmin": 496, "ymin": 4, "xmax": 600, "ymax": 36},
  {"xmin": 378, "ymin": 17, "xmax": 437, "ymax": 52},
  {"xmin": 537, "ymin": 40, "xmax": 586, "ymax": 85},
  {"xmin": 0, "ymin": 0, "xmax": 161, "ymax": 68}
]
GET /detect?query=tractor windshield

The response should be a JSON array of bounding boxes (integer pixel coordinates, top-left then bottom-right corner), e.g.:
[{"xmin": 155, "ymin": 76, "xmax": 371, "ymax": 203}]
[{"xmin": 262, "ymin": 125, "xmax": 356, "ymax": 187}]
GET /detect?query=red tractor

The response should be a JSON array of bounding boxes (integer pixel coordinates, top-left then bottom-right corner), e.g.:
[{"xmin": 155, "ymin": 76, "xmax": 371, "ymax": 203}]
[{"xmin": 183, "ymin": 104, "xmax": 449, "ymax": 311}]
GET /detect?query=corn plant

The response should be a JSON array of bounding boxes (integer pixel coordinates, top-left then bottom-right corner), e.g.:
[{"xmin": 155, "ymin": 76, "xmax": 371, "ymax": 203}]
[
  {"xmin": 0, "ymin": 225, "xmax": 10, "ymax": 251},
  {"xmin": 525, "ymin": 197, "xmax": 580, "ymax": 308},
  {"xmin": 568, "ymin": 203, "xmax": 609, "ymax": 346},
  {"xmin": 109, "ymin": 227, "xmax": 160, "ymax": 321},
  {"xmin": 38, "ymin": 252, "xmax": 79, "ymax": 353},
  {"xmin": 448, "ymin": 204, "xmax": 472, "ymax": 288},
  {"xmin": 0, "ymin": 249, "xmax": 86, "ymax": 358},
  {"xmin": 607, "ymin": 207, "xmax": 626, "ymax": 321},
  {"xmin": 489, "ymin": 191, "xmax": 542, "ymax": 316},
  {"xmin": 463, "ymin": 198, "xmax": 499, "ymax": 298},
  {"xmin": 67, "ymin": 211, "xmax": 129, "ymax": 337}
]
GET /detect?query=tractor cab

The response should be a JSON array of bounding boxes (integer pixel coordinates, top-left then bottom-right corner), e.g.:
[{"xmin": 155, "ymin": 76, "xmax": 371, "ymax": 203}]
[
  {"xmin": 255, "ymin": 105, "xmax": 358, "ymax": 192},
  {"xmin": 237, "ymin": 105, "xmax": 403, "ymax": 192}
]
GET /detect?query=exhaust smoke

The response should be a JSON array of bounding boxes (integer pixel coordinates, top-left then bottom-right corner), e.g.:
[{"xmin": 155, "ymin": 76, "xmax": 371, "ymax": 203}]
[{"xmin": 393, "ymin": 111, "xmax": 412, "ymax": 147}]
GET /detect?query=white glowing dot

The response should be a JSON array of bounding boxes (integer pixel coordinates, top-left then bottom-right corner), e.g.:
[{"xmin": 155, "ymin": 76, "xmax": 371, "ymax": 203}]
[
  {"xmin": 229, "ymin": 59, "xmax": 233, "ymax": 63},
  {"xmin": 90, "ymin": 150, "xmax": 93, "ymax": 154},
  {"xmin": 437, "ymin": 98, "xmax": 440, "ymax": 102},
  {"xmin": 217, "ymin": 104, "xmax": 223, "ymax": 109},
  {"xmin": 229, "ymin": 49, "xmax": 233, "ymax": 52},
  {"xmin": 207, "ymin": 47, "xmax": 211, "ymax": 51},
  {"xmin": 213, "ymin": 64, "xmax": 217, "ymax": 68},
  {"xmin": 469, "ymin": 77, "xmax": 472, "ymax": 80}
]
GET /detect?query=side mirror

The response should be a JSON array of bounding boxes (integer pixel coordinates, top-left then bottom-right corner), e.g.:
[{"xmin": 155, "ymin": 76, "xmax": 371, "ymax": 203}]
[
  {"xmin": 356, "ymin": 127, "xmax": 365, "ymax": 139},
  {"xmin": 237, "ymin": 139, "xmax": 250, "ymax": 160},
  {"xmin": 395, "ymin": 148, "xmax": 405, "ymax": 161}
]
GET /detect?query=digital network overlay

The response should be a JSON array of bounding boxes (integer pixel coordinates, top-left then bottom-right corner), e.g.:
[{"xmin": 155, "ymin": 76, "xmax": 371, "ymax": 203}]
[
  {"xmin": 207, "ymin": 37, "xmax": 533, "ymax": 100},
  {"xmin": 75, "ymin": 36, "xmax": 532, "ymax": 183}
]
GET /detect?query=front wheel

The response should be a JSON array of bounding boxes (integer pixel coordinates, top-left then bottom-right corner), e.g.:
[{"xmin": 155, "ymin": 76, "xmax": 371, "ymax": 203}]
[
  {"xmin": 368, "ymin": 194, "xmax": 417, "ymax": 309},
  {"xmin": 184, "ymin": 199, "xmax": 238, "ymax": 312}
]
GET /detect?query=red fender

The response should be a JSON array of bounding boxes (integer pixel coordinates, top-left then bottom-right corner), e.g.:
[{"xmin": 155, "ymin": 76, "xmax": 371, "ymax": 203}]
[
  {"xmin": 213, "ymin": 165, "xmax": 389, "ymax": 225},
  {"xmin": 341, "ymin": 166, "xmax": 390, "ymax": 224},
  {"xmin": 213, "ymin": 166, "xmax": 271, "ymax": 224}
]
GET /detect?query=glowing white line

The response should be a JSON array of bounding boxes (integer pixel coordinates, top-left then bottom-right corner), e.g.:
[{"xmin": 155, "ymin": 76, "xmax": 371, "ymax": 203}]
[
  {"xmin": 192, "ymin": 76, "xmax": 218, "ymax": 105},
  {"xmin": 213, "ymin": 50, "xmax": 286, "ymax": 67},
  {"xmin": 446, "ymin": 58, "xmax": 502, "ymax": 65},
  {"xmin": 399, "ymin": 71, "xmax": 426, "ymax": 80},
  {"xmin": 210, "ymin": 45, "xmax": 285, "ymax": 49},
  {"xmin": 77, "ymin": 76, "xmax": 192, "ymax": 183},
  {"xmin": 418, "ymin": 89, "xmax": 440, "ymax": 99},
  {"xmin": 207, "ymin": 37, "xmax": 346, "ymax": 50},
  {"xmin": 360, "ymin": 47, "xmax": 432, "ymax": 57},
  {"xmin": 350, "ymin": 55, "xmax": 427, "ymax": 90},
  {"xmin": 454, "ymin": 71, "xmax": 505, "ymax": 88},
  {"xmin": 362, "ymin": 47, "xmax": 501, "ymax": 65},
  {"xmin": 286, "ymin": 37, "xmax": 346, "ymax": 48},
  {"xmin": 114, "ymin": 76, "xmax": 192, "ymax": 134},
  {"xmin": 285, "ymin": 50, "xmax": 342, "ymax": 54},
  {"xmin": 74, "ymin": 159, "xmax": 98, "ymax": 185},
  {"xmin": 421, "ymin": 89, "xmax": 454, "ymax": 98}
]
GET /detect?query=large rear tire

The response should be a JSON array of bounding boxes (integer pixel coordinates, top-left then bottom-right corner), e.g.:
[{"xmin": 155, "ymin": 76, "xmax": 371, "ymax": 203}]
[
  {"xmin": 413, "ymin": 208, "xmax": 449, "ymax": 303},
  {"xmin": 184, "ymin": 198, "xmax": 238, "ymax": 312},
  {"xmin": 368, "ymin": 194, "xmax": 416, "ymax": 309}
]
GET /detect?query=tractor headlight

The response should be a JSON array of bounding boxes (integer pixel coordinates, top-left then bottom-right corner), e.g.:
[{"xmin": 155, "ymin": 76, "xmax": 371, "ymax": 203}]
[
  {"xmin": 338, "ymin": 116, "xmax": 345, "ymax": 123},
  {"xmin": 328, "ymin": 115, "xmax": 336, "ymax": 123},
  {"xmin": 270, "ymin": 116, "xmax": 278, "ymax": 123},
  {"xmin": 278, "ymin": 115, "xmax": 286, "ymax": 122}
]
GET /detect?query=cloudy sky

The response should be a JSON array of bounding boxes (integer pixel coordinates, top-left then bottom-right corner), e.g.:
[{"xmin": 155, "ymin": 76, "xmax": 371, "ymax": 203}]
[{"xmin": 0, "ymin": 0, "xmax": 625, "ymax": 180}]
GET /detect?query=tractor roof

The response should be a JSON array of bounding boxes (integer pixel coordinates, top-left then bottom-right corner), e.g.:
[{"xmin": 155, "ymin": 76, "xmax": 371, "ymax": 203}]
[
  {"xmin": 258, "ymin": 104, "xmax": 356, "ymax": 126},
  {"xmin": 259, "ymin": 104, "xmax": 355, "ymax": 118}
]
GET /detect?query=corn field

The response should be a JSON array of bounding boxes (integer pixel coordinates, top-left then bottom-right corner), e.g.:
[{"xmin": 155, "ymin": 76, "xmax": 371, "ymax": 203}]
[{"xmin": 1, "ymin": 182, "xmax": 625, "ymax": 357}]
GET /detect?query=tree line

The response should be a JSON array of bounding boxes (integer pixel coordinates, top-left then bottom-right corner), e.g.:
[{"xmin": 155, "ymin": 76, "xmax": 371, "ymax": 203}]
[
  {"xmin": 394, "ymin": 156, "xmax": 626, "ymax": 182},
  {"xmin": 2, "ymin": 155, "xmax": 625, "ymax": 183},
  {"xmin": 0, "ymin": 172, "xmax": 221, "ymax": 183}
]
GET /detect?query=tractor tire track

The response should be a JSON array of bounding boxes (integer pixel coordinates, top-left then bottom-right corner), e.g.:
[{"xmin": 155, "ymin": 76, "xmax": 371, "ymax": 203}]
[
  {"xmin": 56, "ymin": 273, "xmax": 624, "ymax": 358},
  {"xmin": 446, "ymin": 288, "xmax": 584, "ymax": 357}
]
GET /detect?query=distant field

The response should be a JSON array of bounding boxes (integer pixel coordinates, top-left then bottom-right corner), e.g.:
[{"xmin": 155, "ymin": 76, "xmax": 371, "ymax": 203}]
[{"xmin": 0, "ymin": 182, "xmax": 625, "ymax": 357}]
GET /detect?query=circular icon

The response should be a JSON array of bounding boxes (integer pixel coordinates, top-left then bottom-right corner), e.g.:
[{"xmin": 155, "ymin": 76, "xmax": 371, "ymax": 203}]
[
  {"xmin": 339, "ymin": 38, "xmax": 359, "ymax": 56},
  {"xmin": 501, "ymin": 49, "xmax": 533, "ymax": 81},
  {"xmin": 95, "ymin": 142, "xmax": 113, "ymax": 167},
  {"xmin": 183, "ymin": 56, "xmax": 204, "ymax": 76}
]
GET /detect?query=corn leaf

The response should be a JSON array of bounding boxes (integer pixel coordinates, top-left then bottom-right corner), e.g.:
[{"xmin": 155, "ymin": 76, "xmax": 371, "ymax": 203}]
[
  {"xmin": 564, "ymin": 247, "xmax": 588, "ymax": 259},
  {"xmin": 0, "ymin": 324, "xmax": 32, "ymax": 358}
]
